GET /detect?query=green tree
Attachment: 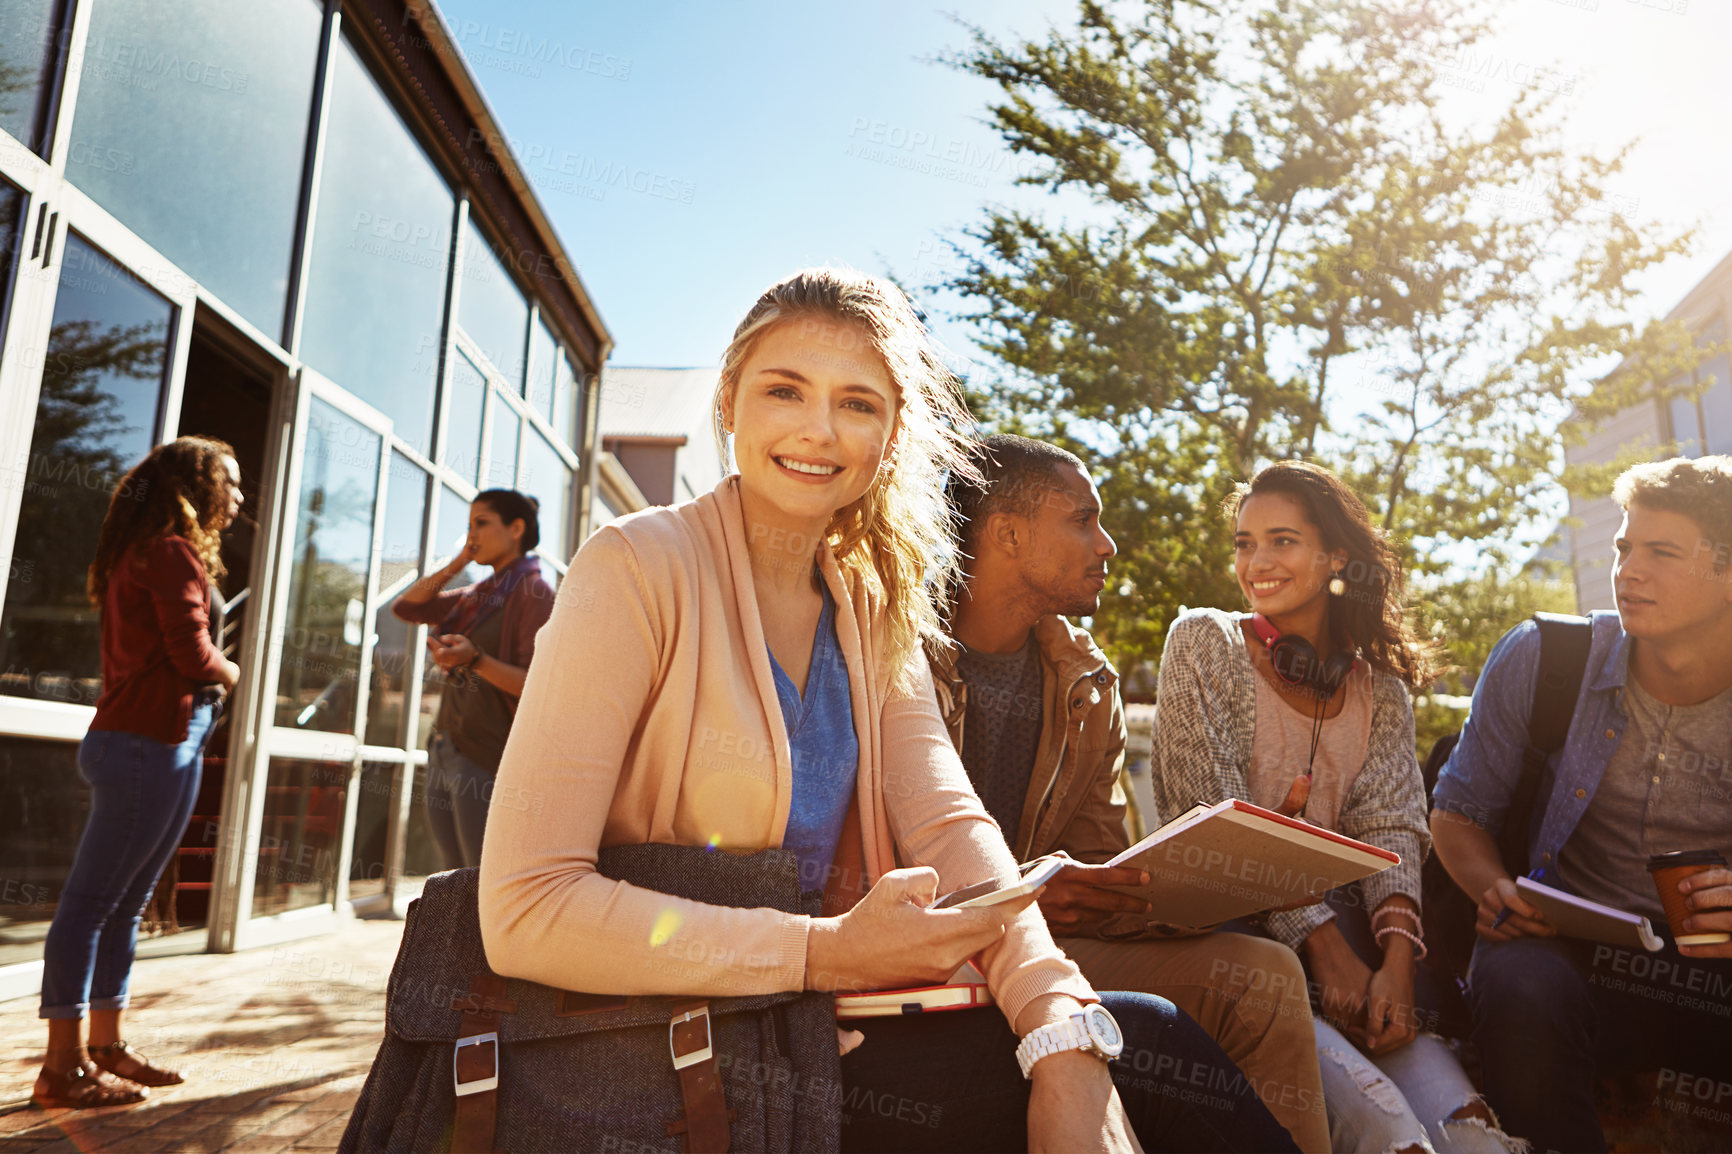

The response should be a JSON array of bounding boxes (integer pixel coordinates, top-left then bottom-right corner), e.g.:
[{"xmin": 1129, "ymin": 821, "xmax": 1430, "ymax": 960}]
[{"xmin": 946, "ymin": 0, "xmax": 1704, "ymax": 677}]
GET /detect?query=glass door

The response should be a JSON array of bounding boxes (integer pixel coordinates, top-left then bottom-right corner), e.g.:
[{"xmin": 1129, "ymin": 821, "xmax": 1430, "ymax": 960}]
[
  {"xmin": 0, "ymin": 164, "xmax": 208, "ymax": 1001},
  {"xmin": 222, "ymin": 369, "xmax": 390, "ymax": 950}
]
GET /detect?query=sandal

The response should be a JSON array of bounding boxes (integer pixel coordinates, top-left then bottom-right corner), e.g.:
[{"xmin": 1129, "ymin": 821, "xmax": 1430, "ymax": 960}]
[
  {"xmin": 32, "ymin": 1061, "xmax": 148, "ymax": 1109},
  {"xmin": 89, "ymin": 1040, "xmax": 184, "ymax": 1087}
]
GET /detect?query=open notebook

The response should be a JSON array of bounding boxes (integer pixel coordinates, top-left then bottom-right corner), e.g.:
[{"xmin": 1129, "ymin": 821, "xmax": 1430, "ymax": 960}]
[
  {"xmin": 1515, "ymin": 876, "xmax": 1663, "ymax": 952},
  {"xmin": 1105, "ymin": 798, "xmax": 1399, "ymax": 930}
]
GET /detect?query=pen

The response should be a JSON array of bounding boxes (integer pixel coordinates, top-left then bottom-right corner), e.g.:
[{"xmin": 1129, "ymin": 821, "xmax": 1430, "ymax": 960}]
[{"xmin": 1490, "ymin": 867, "xmax": 1548, "ymax": 931}]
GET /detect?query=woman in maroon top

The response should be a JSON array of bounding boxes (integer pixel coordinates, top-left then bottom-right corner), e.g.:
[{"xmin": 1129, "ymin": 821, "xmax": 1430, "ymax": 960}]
[
  {"xmin": 33, "ymin": 437, "xmax": 243, "ymax": 1109},
  {"xmin": 392, "ymin": 489, "xmax": 554, "ymax": 870}
]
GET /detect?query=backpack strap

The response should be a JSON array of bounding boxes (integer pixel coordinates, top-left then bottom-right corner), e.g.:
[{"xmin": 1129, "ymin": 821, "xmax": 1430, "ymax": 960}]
[
  {"xmin": 1525, "ymin": 613, "xmax": 1593, "ymax": 769},
  {"xmin": 451, "ymin": 971, "xmax": 516, "ymax": 1154},
  {"xmin": 1498, "ymin": 613, "xmax": 1592, "ymax": 874},
  {"xmin": 665, "ymin": 1001, "xmax": 735, "ymax": 1153}
]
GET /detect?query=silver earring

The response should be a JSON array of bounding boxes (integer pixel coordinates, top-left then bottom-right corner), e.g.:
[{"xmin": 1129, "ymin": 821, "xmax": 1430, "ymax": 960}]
[{"xmin": 1328, "ymin": 574, "xmax": 1346, "ymax": 596}]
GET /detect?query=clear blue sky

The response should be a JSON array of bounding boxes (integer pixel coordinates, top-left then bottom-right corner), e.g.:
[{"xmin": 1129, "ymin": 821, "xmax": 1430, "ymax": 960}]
[
  {"xmin": 432, "ymin": 0, "xmax": 1067, "ymax": 369},
  {"xmin": 435, "ymin": 0, "xmax": 1732, "ymax": 379}
]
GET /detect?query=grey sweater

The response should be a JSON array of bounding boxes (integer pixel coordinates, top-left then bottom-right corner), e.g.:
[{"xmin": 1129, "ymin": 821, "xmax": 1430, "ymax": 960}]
[{"xmin": 1148, "ymin": 607, "xmax": 1431, "ymax": 950}]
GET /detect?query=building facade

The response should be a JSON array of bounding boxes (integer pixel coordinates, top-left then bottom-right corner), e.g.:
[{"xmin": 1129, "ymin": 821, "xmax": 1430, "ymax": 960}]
[
  {"xmin": 1564, "ymin": 251, "xmax": 1732, "ymax": 611},
  {"xmin": 0, "ymin": 0, "xmax": 610, "ymax": 1001},
  {"xmin": 592, "ymin": 366, "xmax": 726, "ymax": 525}
]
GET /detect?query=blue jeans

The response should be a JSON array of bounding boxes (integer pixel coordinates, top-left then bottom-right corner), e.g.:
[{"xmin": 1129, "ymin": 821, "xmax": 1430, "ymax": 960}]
[
  {"xmin": 40, "ymin": 703, "xmax": 217, "ymax": 1019},
  {"xmin": 426, "ymin": 731, "xmax": 493, "ymax": 871},
  {"xmin": 838, "ymin": 990, "xmax": 1299, "ymax": 1153},
  {"xmin": 1469, "ymin": 934, "xmax": 1732, "ymax": 1153}
]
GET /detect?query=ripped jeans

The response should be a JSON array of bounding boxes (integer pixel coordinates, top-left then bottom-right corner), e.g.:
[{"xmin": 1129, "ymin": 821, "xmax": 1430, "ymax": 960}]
[
  {"xmin": 1314, "ymin": 1019, "xmax": 1508, "ymax": 1154},
  {"xmin": 1308, "ymin": 888, "xmax": 1522, "ymax": 1154}
]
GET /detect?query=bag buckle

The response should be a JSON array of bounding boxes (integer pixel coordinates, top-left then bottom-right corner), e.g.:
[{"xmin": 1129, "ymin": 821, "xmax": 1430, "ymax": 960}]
[
  {"xmin": 669, "ymin": 1006, "xmax": 713, "ymax": 1071},
  {"xmin": 453, "ymin": 1031, "xmax": 499, "ymax": 1097}
]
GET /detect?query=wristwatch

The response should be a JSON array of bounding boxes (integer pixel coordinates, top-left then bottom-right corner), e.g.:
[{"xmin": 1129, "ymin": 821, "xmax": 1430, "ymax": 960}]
[{"xmin": 1014, "ymin": 1003, "xmax": 1124, "ymax": 1078}]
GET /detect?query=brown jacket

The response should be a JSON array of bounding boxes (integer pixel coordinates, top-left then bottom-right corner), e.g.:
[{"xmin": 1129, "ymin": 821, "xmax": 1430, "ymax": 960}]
[{"xmin": 926, "ymin": 615, "xmax": 1129, "ymax": 868}]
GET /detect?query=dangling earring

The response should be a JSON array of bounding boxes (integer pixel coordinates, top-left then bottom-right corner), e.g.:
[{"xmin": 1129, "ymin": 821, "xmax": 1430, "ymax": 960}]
[{"xmin": 1328, "ymin": 571, "xmax": 1346, "ymax": 597}]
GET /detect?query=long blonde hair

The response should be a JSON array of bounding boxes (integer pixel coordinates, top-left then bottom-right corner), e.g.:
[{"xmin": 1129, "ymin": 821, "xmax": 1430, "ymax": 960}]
[{"xmin": 712, "ymin": 268, "xmax": 976, "ymax": 685}]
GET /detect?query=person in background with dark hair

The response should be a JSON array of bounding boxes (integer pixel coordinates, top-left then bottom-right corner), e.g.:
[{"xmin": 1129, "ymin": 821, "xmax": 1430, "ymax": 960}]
[
  {"xmin": 392, "ymin": 489, "xmax": 553, "ymax": 870},
  {"xmin": 1148, "ymin": 461, "xmax": 1522, "ymax": 1154},
  {"xmin": 35, "ymin": 437, "xmax": 243, "ymax": 1109},
  {"xmin": 929, "ymin": 434, "xmax": 1329, "ymax": 1151}
]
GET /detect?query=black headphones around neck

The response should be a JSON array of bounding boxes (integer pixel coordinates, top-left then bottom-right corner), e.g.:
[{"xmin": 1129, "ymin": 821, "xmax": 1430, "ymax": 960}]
[{"xmin": 1249, "ymin": 614, "xmax": 1356, "ymax": 699}]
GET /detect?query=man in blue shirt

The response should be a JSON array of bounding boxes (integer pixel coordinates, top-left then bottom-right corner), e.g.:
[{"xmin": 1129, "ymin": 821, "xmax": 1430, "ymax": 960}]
[{"xmin": 1433, "ymin": 456, "xmax": 1732, "ymax": 1153}]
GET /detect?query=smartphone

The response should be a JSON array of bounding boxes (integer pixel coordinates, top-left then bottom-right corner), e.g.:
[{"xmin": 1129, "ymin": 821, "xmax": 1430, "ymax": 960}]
[{"xmin": 932, "ymin": 856, "xmax": 1067, "ymax": 910}]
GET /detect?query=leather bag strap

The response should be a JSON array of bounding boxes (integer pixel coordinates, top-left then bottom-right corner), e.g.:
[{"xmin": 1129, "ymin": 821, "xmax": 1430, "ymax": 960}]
[
  {"xmin": 451, "ymin": 971, "xmax": 515, "ymax": 1154},
  {"xmin": 664, "ymin": 1001, "xmax": 733, "ymax": 1154}
]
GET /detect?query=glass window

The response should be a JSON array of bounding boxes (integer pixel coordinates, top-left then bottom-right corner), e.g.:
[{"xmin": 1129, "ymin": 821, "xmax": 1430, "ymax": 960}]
[
  {"xmin": 367, "ymin": 453, "xmax": 426, "ymax": 747},
  {"xmin": 253, "ymin": 756, "xmax": 349, "ymax": 917},
  {"xmin": 402, "ymin": 762, "xmax": 446, "ymax": 878},
  {"xmin": 487, "ymin": 394, "xmax": 519, "ymax": 488},
  {"xmin": 458, "ymin": 217, "xmax": 528, "ymax": 388},
  {"xmin": 444, "ymin": 351, "xmax": 485, "ymax": 485},
  {"xmin": 274, "ymin": 398, "xmax": 379, "ymax": 732},
  {"xmin": 0, "ymin": 0, "xmax": 64, "ymax": 156},
  {"xmin": 347, "ymin": 760, "xmax": 397, "ymax": 900},
  {"xmin": 0, "ymin": 180, "xmax": 22, "ymax": 347},
  {"xmin": 528, "ymin": 316, "xmax": 557, "ymax": 422},
  {"xmin": 1670, "ymin": 393, "xmax": 1702, "ymax": 457},
  {"xmin": 67, "ymin": 0, "xmax": 322, "ymax": 337},
  {"xmin": 554, "ymin": 353, "xmax": 581, "ymax": 448},
  {"xmin": 1699, "ymin": 357, "xmax": 1732, "ymax": 457},
  {"xmin": 520, "ymin": 429, "xmax": 573, "ymax": 564},
  {"xmin": 415, "ymin": 485, "xmax": 478, "ymax": 749},
  {"xmin": 0, "ymin": 234, "xmax": 174, "ymax": 703},
  {"xmin": 379, "ymin": 451, "xmax": 427, "ymax": 597},
  {"xmin": 0, "ymin": 738, "xmax": 83, "ymax": 967},
  {"xmin": 299, "ymin": 33, "xmax": 453, "ymax": 456}
]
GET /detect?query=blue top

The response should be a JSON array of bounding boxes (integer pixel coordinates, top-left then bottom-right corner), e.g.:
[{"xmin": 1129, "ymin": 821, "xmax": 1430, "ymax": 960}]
[
  {"xmin": 1434, "ymin": 610, "xmax": 1632, "ymax": 877},
  {"xmin": 769, "ymin": 585, "xmax": 860, "ymax": 894}
]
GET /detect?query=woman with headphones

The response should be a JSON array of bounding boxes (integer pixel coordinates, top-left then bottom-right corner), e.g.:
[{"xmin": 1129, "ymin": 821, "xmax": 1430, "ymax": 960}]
[{"xmin": 1148, "ymin": 462, "xmax": 1519, "ymax": 1154}]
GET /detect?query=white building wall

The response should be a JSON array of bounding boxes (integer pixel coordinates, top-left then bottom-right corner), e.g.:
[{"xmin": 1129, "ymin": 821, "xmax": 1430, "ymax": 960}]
[{"xmin": 1564, "ymin": 399, "xmax": 1665, "ymax": 612}]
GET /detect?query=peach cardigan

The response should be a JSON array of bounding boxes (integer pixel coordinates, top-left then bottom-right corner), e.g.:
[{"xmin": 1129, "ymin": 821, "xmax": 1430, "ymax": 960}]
[{"xmin": 479, "ymin": 476, "xmax": 1094, "ymax": 1028}]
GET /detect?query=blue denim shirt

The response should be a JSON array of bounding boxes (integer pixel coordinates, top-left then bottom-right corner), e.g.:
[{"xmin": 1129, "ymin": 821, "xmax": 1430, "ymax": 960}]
[
  {"xmin": 1434, "ymin": 611, "xmax": 1631, "ymax": 875},
  {"xmin": 769, "ymin": 587, "xmax": 859, "ymax": 893}
]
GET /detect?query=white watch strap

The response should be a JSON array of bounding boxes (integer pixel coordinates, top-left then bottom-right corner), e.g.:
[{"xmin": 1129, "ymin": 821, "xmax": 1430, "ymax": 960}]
[{"xmin": 1015, "ymin": 1015, "xmax": 1092, "ymax": 1079}]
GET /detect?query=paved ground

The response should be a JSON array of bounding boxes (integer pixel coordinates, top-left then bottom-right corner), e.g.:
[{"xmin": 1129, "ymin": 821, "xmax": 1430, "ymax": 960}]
[{"xmin": 0, "ymin": 918, "xmax": 403, "ymax": 1153}]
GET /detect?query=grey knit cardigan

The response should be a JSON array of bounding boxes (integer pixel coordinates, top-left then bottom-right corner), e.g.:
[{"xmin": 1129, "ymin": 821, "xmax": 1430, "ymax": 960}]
[{"xmin": 1148, "ymin": 607, "xmax": 1431, "ymax": 950}]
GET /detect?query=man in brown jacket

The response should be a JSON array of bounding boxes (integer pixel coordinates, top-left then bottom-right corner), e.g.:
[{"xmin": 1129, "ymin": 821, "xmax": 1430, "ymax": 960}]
[{"xmin": 928, "ymin": 434, "xmax": 1328, "ymax": 1153}]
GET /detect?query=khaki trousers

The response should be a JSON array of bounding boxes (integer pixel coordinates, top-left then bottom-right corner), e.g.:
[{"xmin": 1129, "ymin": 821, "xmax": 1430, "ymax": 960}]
[{"xmin": 1063, "ymin": 934, "xmax": 1330, "ymax": 1154}]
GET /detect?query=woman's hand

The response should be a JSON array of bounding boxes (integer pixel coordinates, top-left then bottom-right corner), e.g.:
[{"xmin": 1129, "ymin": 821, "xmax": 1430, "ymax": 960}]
[
  {"xmin": 803, "ymin": 867, "xmax": 1036, "ymax": 992},
  {"xmin": 1028, "ymin": 1050, "xmax": 1142, "ymax": 1154},
  {"xmin": 429, "ymin": 633, "xmax": 479, "ymax": 672},
  {"xmin": 216, "ymin": 658, "xmax": 241, "ymax": 690},
  {"xmin": 446, "ymin": 539, "xmax": 479, "ymax": 575},
  {"xmin": 1359, "ymin": 958, "xmax": 1418, "ymax": 1053},
  {"xmin": 1301, "ymin": 921, "xmax": 1372, "ymax": 1034}
]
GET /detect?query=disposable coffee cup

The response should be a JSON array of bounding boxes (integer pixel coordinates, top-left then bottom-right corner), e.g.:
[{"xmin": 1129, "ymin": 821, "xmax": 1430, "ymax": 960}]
[{"xmin": 1646, "ymin": 850, "xmax": 1731, "ymax": 947}]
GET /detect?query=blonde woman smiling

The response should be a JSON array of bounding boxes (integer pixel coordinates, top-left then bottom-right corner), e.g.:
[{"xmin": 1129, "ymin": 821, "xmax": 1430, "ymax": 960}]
[{"xmin": 478, "ymin": 269, "xmax": 1294, "ymax": 1153}]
